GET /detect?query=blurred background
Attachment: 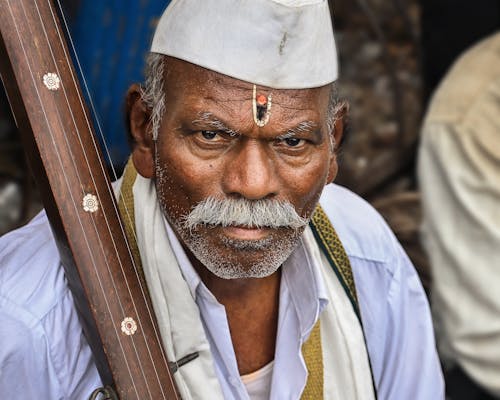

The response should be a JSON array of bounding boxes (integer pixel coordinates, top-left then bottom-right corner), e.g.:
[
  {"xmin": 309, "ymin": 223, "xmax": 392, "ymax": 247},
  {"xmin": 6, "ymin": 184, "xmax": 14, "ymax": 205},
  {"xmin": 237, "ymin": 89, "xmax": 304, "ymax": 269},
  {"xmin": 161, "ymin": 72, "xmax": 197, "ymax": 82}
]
[{"xmin": 0, "ymin": 0, "xmax": 499, "ymax": 295}]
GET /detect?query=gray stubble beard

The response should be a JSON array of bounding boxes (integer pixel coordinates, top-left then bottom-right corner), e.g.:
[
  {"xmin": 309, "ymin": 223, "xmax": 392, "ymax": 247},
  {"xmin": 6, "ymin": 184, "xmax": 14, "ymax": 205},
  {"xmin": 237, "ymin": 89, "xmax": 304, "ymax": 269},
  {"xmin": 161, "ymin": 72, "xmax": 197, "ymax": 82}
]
[
  {"xmin": 156, "ymin": 180, "xmax": 307, "ymax": 278},
  {"xmin": 179, "ymin": 224, "xmax": 306, "ymax": 279}
]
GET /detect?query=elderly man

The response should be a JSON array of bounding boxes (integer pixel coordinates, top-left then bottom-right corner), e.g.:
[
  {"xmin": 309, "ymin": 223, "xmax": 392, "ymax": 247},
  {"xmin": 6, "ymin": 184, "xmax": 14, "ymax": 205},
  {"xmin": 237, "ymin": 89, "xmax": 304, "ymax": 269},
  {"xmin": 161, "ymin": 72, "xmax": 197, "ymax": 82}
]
[{"xmin": 0, "ymin": 1, "xmax": 443, "ymax": 399}]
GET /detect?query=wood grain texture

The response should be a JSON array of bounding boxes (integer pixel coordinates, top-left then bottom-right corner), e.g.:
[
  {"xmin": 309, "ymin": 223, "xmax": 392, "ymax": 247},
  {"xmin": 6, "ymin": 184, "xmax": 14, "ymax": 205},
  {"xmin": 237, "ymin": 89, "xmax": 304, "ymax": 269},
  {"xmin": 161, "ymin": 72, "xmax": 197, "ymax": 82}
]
[{"xmin": 0, "ymin": 0, "xmax": 178, "ymax": 398}]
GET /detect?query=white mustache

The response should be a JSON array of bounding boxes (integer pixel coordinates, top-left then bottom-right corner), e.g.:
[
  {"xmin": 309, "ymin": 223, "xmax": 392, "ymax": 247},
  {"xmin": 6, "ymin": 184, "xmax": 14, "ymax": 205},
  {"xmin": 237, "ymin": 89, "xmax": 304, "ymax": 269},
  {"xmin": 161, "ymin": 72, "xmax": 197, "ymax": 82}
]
[{"xmin": 182, "ymin": 196, "xmax": 308, "ymax": 230}]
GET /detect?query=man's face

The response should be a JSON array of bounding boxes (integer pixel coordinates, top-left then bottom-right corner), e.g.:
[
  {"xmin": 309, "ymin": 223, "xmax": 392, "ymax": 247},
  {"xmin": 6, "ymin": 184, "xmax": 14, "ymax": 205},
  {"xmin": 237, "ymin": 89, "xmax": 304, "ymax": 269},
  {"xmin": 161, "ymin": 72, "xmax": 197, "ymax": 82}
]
[{"xmin": 139, "ymin": 58, "xmax": 338, "ymax": 279}]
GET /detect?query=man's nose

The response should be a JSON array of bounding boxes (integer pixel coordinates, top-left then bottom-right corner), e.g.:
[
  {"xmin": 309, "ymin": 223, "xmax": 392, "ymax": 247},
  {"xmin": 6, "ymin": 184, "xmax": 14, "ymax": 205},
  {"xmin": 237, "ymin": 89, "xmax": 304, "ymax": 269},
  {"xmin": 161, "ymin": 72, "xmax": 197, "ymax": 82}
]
[{"xmin": 222, "ymin": 141, "xmax": 280, "ymax": 200}]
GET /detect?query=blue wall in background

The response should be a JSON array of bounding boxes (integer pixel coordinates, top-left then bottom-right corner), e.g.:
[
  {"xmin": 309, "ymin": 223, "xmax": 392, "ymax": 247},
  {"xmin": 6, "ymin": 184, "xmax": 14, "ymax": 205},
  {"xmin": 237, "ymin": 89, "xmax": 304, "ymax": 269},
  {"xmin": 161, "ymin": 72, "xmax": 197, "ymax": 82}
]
[{"xmin": 69, "ymin": 1, "xmax": 170, "ymax": 169}]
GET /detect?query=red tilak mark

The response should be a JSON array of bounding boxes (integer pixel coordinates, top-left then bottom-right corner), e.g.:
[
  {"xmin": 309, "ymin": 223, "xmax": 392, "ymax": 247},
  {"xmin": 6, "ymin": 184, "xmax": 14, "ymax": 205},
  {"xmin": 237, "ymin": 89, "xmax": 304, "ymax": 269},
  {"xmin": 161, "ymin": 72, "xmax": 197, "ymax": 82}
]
[{"xmin": 256, "ymin": 94, "xmax": 267, "ymax": 106}]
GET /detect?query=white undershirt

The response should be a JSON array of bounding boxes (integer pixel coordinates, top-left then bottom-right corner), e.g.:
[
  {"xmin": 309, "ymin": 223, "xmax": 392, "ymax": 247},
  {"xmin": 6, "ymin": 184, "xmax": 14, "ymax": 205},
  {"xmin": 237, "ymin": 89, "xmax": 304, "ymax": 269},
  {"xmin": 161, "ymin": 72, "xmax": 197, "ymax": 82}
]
[{"xmin": 241, "ymin": 362, "xmax": 274, "ymax": 400}]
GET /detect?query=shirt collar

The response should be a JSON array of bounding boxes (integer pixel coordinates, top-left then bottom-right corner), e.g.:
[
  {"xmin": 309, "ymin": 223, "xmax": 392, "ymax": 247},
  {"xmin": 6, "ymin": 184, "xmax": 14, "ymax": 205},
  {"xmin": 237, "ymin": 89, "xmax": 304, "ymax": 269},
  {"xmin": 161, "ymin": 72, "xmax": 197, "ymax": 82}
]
[
  {"xmin": 282, "ymin": 228, "xmax": 329, "ymax": 339},
  {"xmin": 164, "ymin": 218, "xmax": 329, "ymax": 335}
]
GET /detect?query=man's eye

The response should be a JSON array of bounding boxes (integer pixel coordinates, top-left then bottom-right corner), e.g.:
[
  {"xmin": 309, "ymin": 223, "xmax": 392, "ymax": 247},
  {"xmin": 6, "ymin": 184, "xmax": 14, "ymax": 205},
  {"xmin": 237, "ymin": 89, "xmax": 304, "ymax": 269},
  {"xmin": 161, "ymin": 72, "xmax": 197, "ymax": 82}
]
[
  {"xmin": 201, "ymin": 130, "xmax": 218, "ymax": 140},
  {"xmin": 284, "ymin": 137, "xmax": 303, "ymax": 147}
]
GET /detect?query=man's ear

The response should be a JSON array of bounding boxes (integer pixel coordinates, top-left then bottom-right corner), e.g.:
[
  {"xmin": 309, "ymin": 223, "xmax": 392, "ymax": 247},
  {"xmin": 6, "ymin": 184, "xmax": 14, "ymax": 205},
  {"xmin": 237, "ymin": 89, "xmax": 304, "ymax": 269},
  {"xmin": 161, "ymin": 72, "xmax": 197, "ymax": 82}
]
[
  {"xmin": 126, "ymin": 83, "xmax": 155, "ymax": 178},
  {"xmin": 326, "ymin": 103, "xmax": 348, "ymax": 184}
]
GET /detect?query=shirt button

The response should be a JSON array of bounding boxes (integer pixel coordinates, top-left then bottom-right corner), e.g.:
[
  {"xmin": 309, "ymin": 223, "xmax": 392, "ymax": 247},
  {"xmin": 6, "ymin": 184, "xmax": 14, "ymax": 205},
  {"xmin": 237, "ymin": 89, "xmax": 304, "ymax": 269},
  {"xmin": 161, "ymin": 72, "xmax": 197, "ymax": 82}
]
[{"xmin": 228, "ymin": 375, "xmax": 240, "ymax": 387}]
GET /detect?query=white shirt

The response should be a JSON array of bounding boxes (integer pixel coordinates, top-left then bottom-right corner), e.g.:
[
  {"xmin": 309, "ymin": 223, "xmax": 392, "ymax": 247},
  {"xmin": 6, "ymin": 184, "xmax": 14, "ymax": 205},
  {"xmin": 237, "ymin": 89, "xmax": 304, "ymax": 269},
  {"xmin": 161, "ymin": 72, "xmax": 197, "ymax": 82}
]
[
  {"xmin": 0, "ymin": 184, "xmax": 444, "ymax": 399},
  {"xmin": 241, "ymin": 362, "xmax": 274, "ymax": 400},
  {"xmin": 165, "ymin": 219, "xmax": 328, "ymax": 400}
]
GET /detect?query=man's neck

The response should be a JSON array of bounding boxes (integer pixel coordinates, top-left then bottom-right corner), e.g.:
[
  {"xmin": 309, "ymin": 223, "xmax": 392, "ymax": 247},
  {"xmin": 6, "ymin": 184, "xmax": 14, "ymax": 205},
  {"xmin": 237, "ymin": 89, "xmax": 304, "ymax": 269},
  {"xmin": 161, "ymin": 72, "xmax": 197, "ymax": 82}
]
[{"xmin": 188, "ymin": 251, "xmax": 281, "ymax": 375}]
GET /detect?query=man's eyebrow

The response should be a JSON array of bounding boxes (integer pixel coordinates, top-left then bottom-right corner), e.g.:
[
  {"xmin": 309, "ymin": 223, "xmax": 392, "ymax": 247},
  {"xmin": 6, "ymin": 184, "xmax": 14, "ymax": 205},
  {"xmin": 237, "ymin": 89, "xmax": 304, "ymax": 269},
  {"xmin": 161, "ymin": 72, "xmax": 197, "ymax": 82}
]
[
  {"xmin": 191, "ymin": 112, "xmax": 240, "ymax": 137},
  {"xmin": 276, "ymin": 120, "xmax": 319, "ymax": 140}
]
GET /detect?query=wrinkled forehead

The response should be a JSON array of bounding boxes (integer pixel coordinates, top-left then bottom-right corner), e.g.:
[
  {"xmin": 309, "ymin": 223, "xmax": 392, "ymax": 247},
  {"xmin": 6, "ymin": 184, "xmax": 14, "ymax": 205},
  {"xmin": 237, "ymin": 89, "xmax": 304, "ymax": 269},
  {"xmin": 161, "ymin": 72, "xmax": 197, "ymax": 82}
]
[{"xmin": 162, "ymin": 56, "xmax": 330, "ymax": 118}]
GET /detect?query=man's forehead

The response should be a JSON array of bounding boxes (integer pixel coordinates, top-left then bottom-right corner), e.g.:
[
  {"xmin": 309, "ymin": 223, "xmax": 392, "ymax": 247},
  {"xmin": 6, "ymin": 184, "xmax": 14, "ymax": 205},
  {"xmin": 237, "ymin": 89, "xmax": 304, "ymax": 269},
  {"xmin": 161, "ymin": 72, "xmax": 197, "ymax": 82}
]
[{"xmin": 163, "ymin": 57, "xmax": 328, "ymax": 109}]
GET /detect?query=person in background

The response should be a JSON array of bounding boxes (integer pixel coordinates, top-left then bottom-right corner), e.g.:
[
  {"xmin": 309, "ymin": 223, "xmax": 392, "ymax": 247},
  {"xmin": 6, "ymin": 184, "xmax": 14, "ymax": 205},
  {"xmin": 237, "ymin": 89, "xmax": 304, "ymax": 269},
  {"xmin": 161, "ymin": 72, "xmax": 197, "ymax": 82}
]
[{"xmin": 419, "ymin": 31, "xmax": 500, "ymax": 400}]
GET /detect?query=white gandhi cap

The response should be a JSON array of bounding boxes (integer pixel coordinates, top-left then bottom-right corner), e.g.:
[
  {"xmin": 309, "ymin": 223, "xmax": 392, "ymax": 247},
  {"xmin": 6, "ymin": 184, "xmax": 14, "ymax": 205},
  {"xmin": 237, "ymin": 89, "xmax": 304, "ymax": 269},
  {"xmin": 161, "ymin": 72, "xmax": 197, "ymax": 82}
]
[{"xmin": 151, "ymin": 0, "xmax": 338, "ymax": 89}]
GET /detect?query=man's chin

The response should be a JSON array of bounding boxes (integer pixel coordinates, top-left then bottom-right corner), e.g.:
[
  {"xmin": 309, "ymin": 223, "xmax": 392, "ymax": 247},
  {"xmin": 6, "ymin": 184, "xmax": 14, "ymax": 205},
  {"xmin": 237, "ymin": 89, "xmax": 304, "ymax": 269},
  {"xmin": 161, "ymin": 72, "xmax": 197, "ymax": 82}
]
[
  {"xmin": 195, "ymin": 242, "xmax": 283, "ymax": 278},
  {"xmin": 198, "ymin": 253, "xmax": 284, "ymax": 280},
  {"xmin": 184, "ymin": 228, "xmax": 304, "ymax": 280},
  {"xmin": 220, "ymin": 234, "xmax": 273, "ymax": 251}
]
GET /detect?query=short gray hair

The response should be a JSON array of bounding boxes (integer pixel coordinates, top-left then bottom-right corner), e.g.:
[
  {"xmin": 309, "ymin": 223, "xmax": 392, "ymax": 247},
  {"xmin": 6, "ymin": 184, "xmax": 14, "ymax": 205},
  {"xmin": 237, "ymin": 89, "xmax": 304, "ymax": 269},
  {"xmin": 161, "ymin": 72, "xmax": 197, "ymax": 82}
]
[
  {"xmin": 141, "ymin": 53, "xmax": 345, "ymax": 148},
  {"xmin": 141, "ymin": 53, "xmax": 166, "ymax": 141},
  {"xmin": 326, "ymin": 84, "xmax": 347, "ymax": 151}
]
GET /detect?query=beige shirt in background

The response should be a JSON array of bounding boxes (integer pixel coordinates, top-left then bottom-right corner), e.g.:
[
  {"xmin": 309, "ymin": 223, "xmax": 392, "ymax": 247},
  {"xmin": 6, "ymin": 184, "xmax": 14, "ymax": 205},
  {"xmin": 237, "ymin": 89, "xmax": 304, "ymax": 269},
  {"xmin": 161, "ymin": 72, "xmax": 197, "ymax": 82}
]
[{"xmin": 418, "ymin": 32, "xmax": 500, "ymax": 396}]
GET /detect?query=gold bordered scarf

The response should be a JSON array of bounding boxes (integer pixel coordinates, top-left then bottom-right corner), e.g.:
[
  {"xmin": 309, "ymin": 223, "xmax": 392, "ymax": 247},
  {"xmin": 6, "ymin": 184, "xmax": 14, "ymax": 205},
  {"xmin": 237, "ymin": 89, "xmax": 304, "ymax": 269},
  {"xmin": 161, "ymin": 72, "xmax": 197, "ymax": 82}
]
[
  {"xmin": 309, "ymin": 207, "xmax": 378, "ymax": 399},
  {"xmin": 117, "ymin": 159, "xmax": 376, "ymax": 399}
]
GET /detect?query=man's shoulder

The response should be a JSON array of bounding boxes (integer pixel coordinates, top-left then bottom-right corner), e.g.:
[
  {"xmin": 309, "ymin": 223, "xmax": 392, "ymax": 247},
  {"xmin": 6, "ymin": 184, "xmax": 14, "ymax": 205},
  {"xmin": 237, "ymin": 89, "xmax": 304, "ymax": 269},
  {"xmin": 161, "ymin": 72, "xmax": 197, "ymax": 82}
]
[
  {"xmin": 319, "ymin": 184, "xmax": 397, "ymax": 266},
  {"xmin": 319, "ymin": 185, "xmax": 444, "ymax": 398},
  {"xmin": 423, "ymin": 32, "xmax": 500, "ymax": 126},
  {"xmin": 0, "ymin": 211, "xmax": 66, "ymax": 321},
  {"xmin": 0, "ymin": 213, "xmax": 102, "ymax": 398}
]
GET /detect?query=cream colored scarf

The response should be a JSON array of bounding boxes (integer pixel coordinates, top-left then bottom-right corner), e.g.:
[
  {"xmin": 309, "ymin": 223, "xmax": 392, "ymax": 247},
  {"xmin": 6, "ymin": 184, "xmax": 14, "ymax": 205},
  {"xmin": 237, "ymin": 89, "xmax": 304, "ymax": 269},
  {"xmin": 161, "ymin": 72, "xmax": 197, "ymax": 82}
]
[{"xmin": 116, "ymin": 165, "xmax": 375, "ymax": 399}]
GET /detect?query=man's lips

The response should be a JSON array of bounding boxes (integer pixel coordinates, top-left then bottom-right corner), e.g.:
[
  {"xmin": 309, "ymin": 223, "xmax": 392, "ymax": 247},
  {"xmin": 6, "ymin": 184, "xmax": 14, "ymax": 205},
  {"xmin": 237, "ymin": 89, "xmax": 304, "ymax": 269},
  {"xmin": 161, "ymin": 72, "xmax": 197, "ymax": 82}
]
[{"xmin": 221, "ymin": 225, "xmax": 271, "ymax": 240}]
